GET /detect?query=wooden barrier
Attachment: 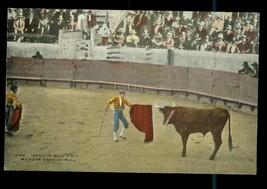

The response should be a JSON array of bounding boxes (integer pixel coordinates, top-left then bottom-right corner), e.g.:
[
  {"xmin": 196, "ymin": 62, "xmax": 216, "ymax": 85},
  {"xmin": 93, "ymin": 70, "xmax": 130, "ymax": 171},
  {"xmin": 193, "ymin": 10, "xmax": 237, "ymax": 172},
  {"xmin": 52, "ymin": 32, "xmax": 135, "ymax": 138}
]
[{"xmin": 6, "ymin": 57, "xmax": 258, "ymax": 112}]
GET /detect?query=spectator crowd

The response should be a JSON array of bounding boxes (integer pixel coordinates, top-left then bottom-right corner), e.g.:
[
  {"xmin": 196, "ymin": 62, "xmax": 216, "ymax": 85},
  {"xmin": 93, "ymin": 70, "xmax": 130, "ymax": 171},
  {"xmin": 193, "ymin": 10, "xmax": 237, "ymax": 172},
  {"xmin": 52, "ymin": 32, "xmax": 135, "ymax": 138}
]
[{"xmin": 7, "ymin": 8, "xmax": 260, "ymax": 54}]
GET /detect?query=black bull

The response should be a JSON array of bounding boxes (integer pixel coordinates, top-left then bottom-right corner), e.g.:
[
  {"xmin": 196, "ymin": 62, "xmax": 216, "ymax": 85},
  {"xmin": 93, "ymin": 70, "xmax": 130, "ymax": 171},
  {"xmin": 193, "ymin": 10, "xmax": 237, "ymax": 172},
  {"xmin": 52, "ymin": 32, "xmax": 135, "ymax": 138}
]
[{"xmin": 157, "ymin": 106, "xmax": 233, "ymax": 160}]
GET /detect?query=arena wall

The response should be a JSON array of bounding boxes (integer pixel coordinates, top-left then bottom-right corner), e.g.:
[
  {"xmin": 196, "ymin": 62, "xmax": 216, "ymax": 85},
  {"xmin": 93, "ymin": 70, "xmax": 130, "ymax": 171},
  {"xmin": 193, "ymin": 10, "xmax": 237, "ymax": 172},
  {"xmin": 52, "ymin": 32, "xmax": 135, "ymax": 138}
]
[
  {"xmin": 6, "ymin": 57, "xmax": 258, "ymax": 111},
  {"xmin": 7, "ymin": 42, "xmax": 259, "ymax": 73}
]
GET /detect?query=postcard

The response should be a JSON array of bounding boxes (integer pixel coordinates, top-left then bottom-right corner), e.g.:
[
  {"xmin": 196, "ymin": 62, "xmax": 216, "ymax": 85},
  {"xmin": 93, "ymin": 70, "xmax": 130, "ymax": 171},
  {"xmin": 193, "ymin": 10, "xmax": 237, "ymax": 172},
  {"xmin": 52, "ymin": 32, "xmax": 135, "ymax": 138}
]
[{"xmin": 4, "ymin": 8, "xmax": 259, "ymax": 174}]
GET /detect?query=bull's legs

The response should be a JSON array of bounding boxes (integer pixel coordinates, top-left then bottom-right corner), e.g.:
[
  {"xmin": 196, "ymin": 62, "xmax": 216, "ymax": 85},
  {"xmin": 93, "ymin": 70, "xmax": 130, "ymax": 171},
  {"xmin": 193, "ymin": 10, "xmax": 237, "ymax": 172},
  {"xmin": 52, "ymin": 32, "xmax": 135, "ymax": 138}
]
[
  {"xmin": 180, "ymin": 134, "xmax": 189, "ymax": 157},
  {"xmin": 210, "ymin": 130, "xmax": 223, "ymax": 160}
]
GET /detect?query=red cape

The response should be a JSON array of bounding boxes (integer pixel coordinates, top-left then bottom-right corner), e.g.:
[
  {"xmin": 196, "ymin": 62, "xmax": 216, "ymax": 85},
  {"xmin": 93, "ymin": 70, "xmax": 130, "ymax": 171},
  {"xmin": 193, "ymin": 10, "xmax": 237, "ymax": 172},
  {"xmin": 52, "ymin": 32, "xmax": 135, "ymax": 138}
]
[{"xmin": 129, "ymin": 104, "xmax": 153, "ymax": 142}]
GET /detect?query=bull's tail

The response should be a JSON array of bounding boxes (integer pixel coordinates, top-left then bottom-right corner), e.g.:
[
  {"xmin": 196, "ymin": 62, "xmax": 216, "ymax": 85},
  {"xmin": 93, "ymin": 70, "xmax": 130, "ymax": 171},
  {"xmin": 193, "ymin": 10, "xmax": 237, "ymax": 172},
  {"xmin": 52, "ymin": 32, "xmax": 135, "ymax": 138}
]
[{"xmin": 227, "ymin": 111, "xmax": 233, "ymax": 152}]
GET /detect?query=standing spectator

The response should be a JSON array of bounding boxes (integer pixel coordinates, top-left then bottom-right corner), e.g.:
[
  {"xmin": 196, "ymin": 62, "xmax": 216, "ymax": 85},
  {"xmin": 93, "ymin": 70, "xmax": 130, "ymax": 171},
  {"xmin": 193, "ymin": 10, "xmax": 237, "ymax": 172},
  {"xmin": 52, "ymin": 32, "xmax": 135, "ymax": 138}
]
[
  {"xmin": 211, "ymin": 14, "xmax": 224, "ymax": 32},
  {"xmin": 163, "ymin": 11, "xmax": 175, "ymax": 29},
  {"xmin": 105, "ymin": 90, "xmax": 132, "ymax": 142},
  {"xmin": 37, "ymin": 8, "xmax": 48, "ymax": 23},
  {"xmin": 125, "ymin": 11, "xmax": 136, "ymax": 36},
  {"xmin": 86, "ymin": 10, "xmax": 97, "ymax": 40},
  {"xmin": 7, "ymin": 8, "xmax": 18, "ymax": 41},
  {"xmin": 65, "ymin": 9, "xmax": 78, "ymax": 24},
  {"xmin": 49, "ymin": 14, "xmax": 66, "ymax": 43},
  {"xmin": 233, "ymin": 16, "xmax": 243, "ymax": 32},
  {"xmin": 87, "ymin": 10, "xmax": 97, "ymax": 30},
  {"xmin": 24, "ymin": 12, "xmax": 39, "ymax": 42},
  {"xmin": 98, "ymin": 23, "xmax": 111, "ymax": 46},
  {"xmin": 231, "ymin": 27, "xmax": 243, "ymax": 53},
  {"xmin": 171, "ymin": 16, "xmax": 180, "ymax": 31},
  {"xmin": 66, "ymin": 15, "xmax": 78, "ymax": 31},
  {"xmin": 205, "ymin": 13, "xmax": 214, "ymax": 34},
  {"xmin": 77, "ymin": 10, "xmax": 89, "ymax": 39},
  {"xmin": 133, "ymin": 10, "xmax": 148, "ymax": 36},
  {"xmin": 38, "ymin": 14, "xmax": 50, "ymax": 35},
  {"xmin": 150, "ymin": 19, "xmax": 163, "ymax": 37},
  {"xmin": 242, "ymin": 20, "xmax": 251, "ymax": 34},
  {"xmin": 223, "ymin": 25, "xmax": 235, "ymax": 53},
  {"xmin": 13, "ymin": 14, "xmax": 25, "ymax": 42},
  {"xmin": 244, "ymin": 24, "xmax": 256, "ymax": 53},
  {"xmin": 51, "ymin": 9, "xmax": 61, "ymax": 22}
]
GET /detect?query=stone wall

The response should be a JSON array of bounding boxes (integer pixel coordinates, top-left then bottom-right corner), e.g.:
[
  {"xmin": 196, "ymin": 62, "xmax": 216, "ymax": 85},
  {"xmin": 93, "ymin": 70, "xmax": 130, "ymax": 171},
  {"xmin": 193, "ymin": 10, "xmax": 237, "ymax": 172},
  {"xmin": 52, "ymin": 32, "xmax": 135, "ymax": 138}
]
[{"xmin": 7, "ymin": 42, "xmax": 259, "ymax": 74}]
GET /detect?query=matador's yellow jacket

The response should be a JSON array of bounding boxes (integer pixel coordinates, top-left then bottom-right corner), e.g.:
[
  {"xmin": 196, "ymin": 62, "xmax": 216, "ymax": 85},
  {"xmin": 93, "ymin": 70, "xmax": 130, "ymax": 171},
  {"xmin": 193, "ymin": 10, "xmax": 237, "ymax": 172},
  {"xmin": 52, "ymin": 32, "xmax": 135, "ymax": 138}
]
[
  {"xmin": 106, "ymin": 96, "xmax": 131, "ymax": 109},
  {"xmin": 6, "ymin": 91, "xmax": 21, "ymax": 108}
]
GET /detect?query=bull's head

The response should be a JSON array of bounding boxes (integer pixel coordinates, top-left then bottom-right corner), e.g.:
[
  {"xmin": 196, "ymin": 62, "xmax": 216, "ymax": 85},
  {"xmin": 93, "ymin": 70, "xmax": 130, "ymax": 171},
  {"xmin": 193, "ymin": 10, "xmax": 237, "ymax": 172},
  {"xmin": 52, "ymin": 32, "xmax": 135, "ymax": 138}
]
[{"xmin": 155, "ymin": 101, "xmax": 176, "ymax": 125}]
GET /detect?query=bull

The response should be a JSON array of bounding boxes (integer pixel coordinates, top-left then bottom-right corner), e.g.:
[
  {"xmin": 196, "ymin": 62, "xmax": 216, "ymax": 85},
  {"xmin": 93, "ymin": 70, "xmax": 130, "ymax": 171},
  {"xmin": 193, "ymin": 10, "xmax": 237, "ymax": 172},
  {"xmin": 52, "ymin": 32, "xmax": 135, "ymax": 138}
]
[{"xmin": 155, "ymin": 103, "xmax": 233, "ymax": 160}]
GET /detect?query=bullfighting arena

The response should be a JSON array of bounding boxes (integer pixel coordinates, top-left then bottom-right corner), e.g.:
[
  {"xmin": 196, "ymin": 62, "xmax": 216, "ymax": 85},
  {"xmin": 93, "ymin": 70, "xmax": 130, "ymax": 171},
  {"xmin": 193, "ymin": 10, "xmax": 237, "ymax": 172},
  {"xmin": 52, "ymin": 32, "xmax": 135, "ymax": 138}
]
[{"xmin": 4, "ymin": 85, "xmax": 257, "ymax": 175}]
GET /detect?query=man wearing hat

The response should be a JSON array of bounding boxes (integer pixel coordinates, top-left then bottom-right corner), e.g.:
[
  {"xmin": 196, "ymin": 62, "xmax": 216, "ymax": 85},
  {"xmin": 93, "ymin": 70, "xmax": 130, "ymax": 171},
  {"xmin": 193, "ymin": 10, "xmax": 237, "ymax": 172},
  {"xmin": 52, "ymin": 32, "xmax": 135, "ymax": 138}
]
[
  {"xmin": 105, "ymin": 90, "xmax": 132, "ymax": 142},
  {"xmin": 163, "ymin": 32, "xmax": 175, "ymax": 49},
  {"xmin": 13, "ymin": 14, "xmax": 25, "ymax": 42},
  {"xmin": 238, "ymin": 61, "xmax": 253, "ymax": 75},
  {"xmin": 250, "ymin": 62, "xmax": 259, "ymax": 78},
  {"xmin": 112, "ymin": 28, "xmax": 125, "ymax": 47},
  {"xmin": 212, "ymin": 33, "xmax": 226, "ymax": 52},
  {"xmin": 223, "ymin": 25, "xmax": 234, "ymax": 53},
  {"xmin": 126, "ymin": 30, "xmax": 140, "ymax": 47},
  {"xmin": 151, "ymin": 32, "xmax": 163, "ymax": 48},
  {"xmin": 236, "ymin": 35, "xmax": 250, "ymax": 53}
]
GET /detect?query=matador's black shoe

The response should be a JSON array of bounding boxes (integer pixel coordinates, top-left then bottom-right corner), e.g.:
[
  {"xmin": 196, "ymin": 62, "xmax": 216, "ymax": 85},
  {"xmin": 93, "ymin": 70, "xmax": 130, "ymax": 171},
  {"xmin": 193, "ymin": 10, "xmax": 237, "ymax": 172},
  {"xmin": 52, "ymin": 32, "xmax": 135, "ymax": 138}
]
[
  {"xmin": 5, "ymin": 131, "xmax": 13, "ymax": 137},
  {"xmin": 120, "ymin": 136, "xmax": 126, "ymax": 140}
]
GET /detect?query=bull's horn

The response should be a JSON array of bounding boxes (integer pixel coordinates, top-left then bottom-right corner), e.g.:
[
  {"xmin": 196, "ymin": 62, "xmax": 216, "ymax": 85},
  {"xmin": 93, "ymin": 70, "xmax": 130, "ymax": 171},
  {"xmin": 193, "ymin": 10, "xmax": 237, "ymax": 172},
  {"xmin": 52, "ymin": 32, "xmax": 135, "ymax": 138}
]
[
  {"xmin": 171, "ymin": 101, "xmax": 176, "ymax": 107},
  {"xmin": 154, "ymin": 102, "xmax": 163, "ymax": 108}
]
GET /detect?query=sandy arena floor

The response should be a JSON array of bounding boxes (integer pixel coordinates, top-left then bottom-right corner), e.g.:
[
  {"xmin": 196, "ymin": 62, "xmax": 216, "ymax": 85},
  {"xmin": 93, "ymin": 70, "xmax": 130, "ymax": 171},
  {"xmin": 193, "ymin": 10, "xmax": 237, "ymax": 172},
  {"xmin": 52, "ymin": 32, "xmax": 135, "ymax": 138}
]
[{"xmin": 4, "ymin": 85, "xmax": 257, "ymax": 174}]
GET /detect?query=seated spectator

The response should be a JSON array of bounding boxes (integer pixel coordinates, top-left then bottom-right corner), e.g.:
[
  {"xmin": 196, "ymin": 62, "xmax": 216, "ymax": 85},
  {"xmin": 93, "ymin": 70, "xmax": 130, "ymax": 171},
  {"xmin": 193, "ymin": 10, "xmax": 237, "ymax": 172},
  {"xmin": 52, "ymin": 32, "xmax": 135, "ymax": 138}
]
[
  {"xmin": 209, "ymin": 27, "xmax": 220, "ymax": 42},
  {"xmin": 236, "ymin": 35, "xmax": 250, "ymax": 54},
  {"xmin": 126, "ymin": 30, "xmax": 140, "ymax": 47},
  {"xmin": 231, "ymin": 27, "xmax": 243, "ymax": 53},
  {"xmin": 112, "ymin": 28, "xmax": 125, "ymax": 47},
  {"xmin": 200, "ymin": 35, "xmax": 213, "ymax": 51},
  {"xmin": 176, "ymin": 31, "xmax": 189, "ymax": 50},
  {"xmin": 212, "ymin": 33, "xmax": 226, "ymax": 52},
  {"xmin": 194, "ymin": 21, "xmax": 208, "ymax": 44},
  {"xmin": 162, "ymin": 32, "xmax": 175, "ymax": 49},
  {"xmin": 190, "ymin": 33, "xmax": 202, "ymax": 50},
  {"xmin": 139, "ymin": 28, "xmax": 151, "ymax": 48},
  {"xmin": 32, "ymin": 51, "xmax": 43, "ymax": 59},
  {"xmin": 151, "ymin": 32, "xmax": 163, "ymax": 48}
]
